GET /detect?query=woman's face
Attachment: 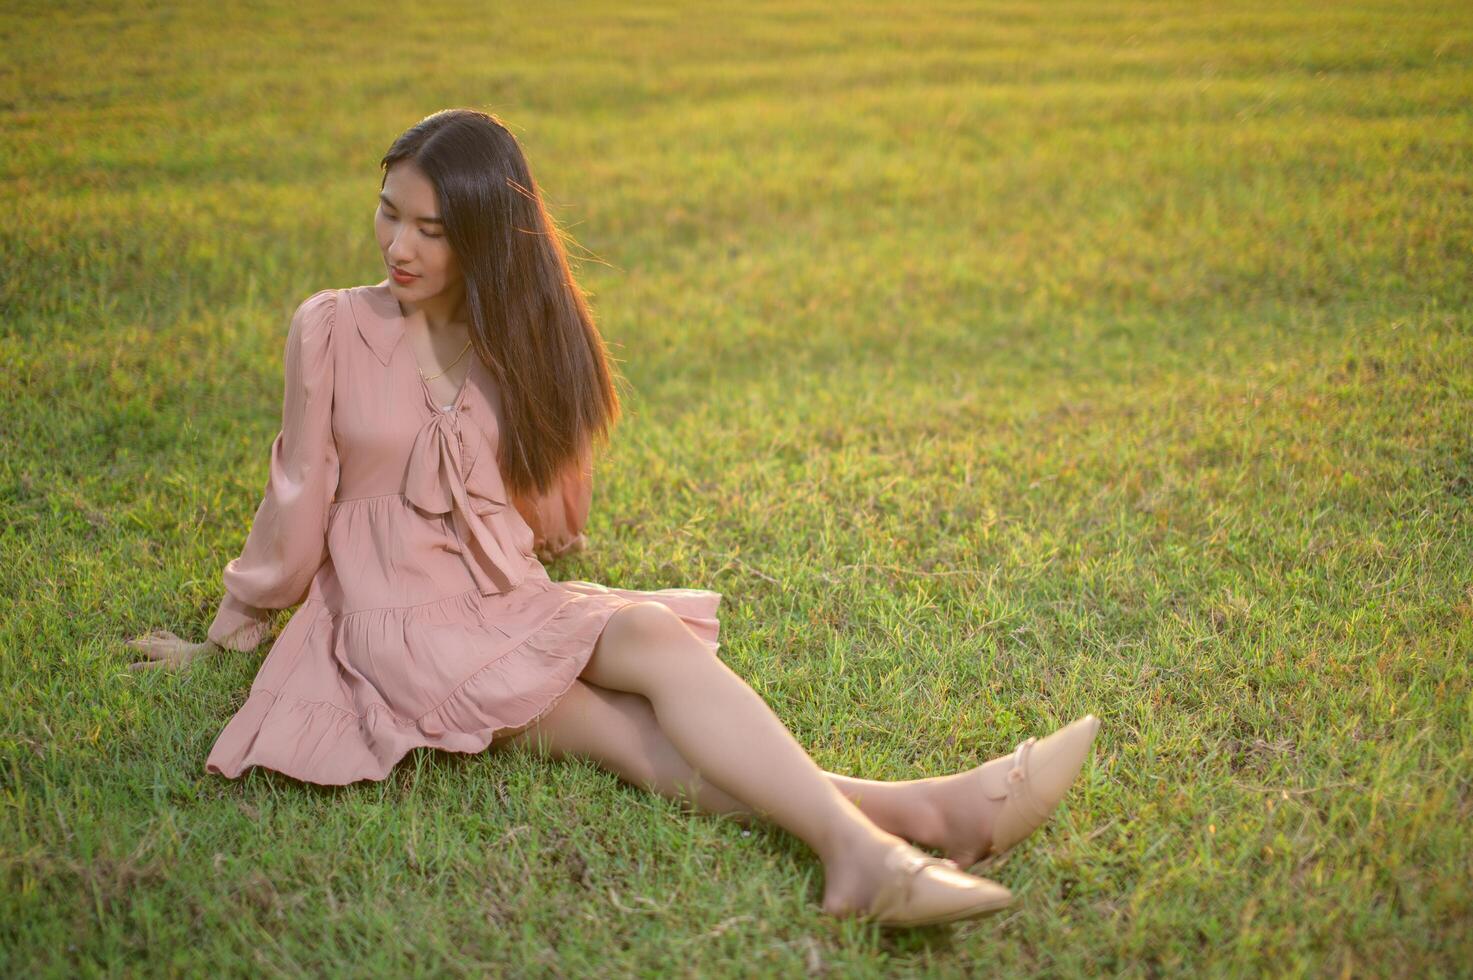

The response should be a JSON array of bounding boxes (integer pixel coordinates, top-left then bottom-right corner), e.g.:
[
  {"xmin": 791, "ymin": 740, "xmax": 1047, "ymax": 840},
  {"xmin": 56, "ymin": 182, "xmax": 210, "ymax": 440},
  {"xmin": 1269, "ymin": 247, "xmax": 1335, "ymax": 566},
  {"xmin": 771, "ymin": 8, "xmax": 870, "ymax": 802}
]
[{"xmin": 375, "ymin": 160, "xmax": 462, "ymax": 302}]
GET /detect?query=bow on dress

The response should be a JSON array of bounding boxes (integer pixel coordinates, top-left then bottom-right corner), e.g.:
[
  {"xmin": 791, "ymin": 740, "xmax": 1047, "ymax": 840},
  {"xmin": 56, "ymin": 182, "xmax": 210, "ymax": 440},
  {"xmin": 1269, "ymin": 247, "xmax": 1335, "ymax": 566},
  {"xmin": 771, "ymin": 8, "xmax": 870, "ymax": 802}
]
[{"xmin": 403, "ymin": 403, "xmax": 529, "ymax": 596}]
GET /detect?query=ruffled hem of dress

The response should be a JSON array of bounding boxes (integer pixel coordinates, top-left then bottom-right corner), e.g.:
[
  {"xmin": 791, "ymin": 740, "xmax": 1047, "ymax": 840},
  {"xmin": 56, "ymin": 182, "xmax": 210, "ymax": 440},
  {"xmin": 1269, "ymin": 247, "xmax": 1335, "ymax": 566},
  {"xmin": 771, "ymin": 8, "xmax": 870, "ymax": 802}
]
[{"xmin": 204, "ymin": 585, "xmax": 721, "ymax": 786}]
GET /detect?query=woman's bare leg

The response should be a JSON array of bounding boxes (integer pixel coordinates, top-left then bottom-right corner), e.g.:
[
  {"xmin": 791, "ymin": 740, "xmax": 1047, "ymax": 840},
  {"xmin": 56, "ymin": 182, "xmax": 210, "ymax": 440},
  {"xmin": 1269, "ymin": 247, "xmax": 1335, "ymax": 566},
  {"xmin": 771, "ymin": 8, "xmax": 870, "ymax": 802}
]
[
  {"xmin": 493, "ymin": 679, "xmax": 756, "ymax": 818},
  {"xmin": 561, "ymin": 601, "xmax": 935, "ymax": 914},
  {"xmin": 494, "ymin": 679, "xmax": 996, "ymax": 866}
]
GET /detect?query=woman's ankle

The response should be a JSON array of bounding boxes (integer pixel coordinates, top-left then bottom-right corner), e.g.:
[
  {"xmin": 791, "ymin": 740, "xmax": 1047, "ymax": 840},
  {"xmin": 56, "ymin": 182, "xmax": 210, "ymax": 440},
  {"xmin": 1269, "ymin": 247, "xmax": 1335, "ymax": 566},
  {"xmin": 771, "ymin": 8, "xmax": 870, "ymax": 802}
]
[
  {"xmin": 896, "ymin": 777, "xmax": 952, "ymax": 851},
  {"xmin": 815, "ymin": 821, "xmax": 902, "ymax": 870}
]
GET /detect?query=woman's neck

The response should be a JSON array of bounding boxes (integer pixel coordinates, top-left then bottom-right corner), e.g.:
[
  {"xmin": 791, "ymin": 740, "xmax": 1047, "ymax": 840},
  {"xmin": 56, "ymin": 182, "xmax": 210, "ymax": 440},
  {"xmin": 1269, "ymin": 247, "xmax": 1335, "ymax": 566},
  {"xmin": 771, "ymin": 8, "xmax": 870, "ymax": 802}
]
[{"xmin": 398, "ymin": 282, "xmax": 470, "ymax": 335}]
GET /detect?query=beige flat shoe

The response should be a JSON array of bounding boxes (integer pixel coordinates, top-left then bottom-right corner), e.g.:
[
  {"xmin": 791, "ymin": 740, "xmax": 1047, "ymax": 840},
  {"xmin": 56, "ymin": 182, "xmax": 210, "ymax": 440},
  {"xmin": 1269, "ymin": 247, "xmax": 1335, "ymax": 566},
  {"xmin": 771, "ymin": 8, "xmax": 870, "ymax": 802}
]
[
  {"xmin": 858, "ymin": 842, "xmax": 1014, "ymax": 928},
  {"xmin": 973, "ymin": 714, "xmax": 1101, "ymax": 861}
]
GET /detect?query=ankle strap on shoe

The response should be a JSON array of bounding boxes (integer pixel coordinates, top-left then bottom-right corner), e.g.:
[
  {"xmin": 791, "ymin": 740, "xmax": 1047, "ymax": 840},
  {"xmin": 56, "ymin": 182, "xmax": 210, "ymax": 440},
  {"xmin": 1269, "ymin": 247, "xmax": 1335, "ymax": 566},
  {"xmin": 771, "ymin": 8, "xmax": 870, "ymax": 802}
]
[{"xmin": 1007, "ymin": 736, "xmax": 1051, "ymax": 822}]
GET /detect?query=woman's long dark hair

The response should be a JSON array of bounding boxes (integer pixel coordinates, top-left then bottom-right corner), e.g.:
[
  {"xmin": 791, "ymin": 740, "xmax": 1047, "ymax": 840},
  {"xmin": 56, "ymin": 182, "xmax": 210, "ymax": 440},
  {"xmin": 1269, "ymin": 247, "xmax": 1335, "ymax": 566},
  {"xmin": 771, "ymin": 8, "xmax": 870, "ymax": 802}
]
[{"xmin": 380, "ymin": 108, "xmax": 622, "ymax": 501}]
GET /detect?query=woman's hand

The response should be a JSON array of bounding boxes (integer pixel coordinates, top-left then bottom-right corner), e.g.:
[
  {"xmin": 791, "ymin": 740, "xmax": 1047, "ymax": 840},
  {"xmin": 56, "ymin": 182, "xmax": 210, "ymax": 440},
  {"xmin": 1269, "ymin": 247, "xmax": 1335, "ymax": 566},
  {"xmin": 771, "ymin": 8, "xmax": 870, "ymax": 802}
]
[
  {"xmin": 209, "ymin": 616, "xmax": 273, "ymax": 653},
  {"xmin": 534, "ymin": 532, "xmax": 588, "ymax": 564},
  {"xmin": 126, "ymin": 629, "xmax": 218, "ymax": 672}
]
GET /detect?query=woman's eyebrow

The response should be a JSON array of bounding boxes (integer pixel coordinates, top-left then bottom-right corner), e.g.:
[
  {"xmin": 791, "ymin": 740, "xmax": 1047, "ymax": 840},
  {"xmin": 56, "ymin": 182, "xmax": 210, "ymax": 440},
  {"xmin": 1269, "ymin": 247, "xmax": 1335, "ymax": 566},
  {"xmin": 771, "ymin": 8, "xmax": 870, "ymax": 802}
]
[{"xmin": 378, "ymin": 192, "xmax": 444, "ymax": 225}]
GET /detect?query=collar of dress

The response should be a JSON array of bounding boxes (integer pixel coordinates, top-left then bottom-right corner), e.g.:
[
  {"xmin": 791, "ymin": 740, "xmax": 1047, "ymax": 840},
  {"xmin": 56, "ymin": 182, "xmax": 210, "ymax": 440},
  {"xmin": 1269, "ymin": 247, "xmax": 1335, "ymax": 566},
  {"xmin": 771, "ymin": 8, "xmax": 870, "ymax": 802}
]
[{"xmin": 347, "ymin": 279, "xmax": 411, "ymax": 367}]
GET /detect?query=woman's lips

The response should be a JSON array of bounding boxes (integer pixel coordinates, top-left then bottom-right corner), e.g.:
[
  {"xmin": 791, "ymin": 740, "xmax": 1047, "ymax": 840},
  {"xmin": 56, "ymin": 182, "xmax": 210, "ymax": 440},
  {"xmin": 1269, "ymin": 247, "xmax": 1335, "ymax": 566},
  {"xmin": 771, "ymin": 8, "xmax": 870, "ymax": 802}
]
[{"xmin": 391, "ymin": 266, "xmax": 419, "ymax": 283}]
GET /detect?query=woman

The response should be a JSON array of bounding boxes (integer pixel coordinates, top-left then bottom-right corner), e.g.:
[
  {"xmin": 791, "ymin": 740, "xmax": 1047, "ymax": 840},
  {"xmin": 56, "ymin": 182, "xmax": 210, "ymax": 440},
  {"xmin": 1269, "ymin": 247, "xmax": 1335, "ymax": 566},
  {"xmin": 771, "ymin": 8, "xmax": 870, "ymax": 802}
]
[{"xmin": 128, "ymin": 108, "xmax": 1101, "ymax": 927}]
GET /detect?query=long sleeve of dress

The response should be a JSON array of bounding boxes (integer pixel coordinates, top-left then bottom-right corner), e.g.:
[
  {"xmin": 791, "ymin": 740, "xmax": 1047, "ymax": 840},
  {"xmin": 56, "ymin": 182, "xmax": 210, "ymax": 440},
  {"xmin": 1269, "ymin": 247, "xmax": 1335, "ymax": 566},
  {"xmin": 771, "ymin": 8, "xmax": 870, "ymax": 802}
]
[
  {"xmin": 512, "ymin": 437, "xmax": 593, "ymax": 562},
  {"xmin": 207, "ymin": 289, "xmax": 339, "ymax": 649}
]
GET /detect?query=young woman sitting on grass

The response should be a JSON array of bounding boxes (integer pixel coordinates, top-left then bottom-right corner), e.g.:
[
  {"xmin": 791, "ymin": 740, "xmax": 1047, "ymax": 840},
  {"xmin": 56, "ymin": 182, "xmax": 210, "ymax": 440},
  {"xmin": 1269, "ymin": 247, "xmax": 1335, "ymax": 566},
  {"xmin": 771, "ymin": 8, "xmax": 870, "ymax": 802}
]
[{"xmin": 128, "ymin": 108, "xmax": 1102, "ymax": 928}]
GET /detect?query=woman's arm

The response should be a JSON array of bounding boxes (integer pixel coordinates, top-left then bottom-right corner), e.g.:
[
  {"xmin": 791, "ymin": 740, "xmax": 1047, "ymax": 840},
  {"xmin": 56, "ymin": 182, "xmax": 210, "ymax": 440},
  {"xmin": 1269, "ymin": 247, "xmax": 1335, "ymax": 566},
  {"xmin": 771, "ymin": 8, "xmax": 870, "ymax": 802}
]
[
  {"xmin": 207, "ymin": 289, "xmax": 340, "ymax": 649},
  {"xmin": 512, "ymin": 437, "xmax": 593, "ymax": 562}
]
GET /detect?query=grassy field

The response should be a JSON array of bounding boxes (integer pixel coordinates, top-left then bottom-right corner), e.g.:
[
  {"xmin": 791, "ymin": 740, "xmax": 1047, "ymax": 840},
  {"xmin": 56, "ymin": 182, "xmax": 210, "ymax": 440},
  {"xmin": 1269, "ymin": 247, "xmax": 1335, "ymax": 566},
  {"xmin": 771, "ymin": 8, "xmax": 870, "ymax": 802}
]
[{"xmin": 3, "ymin": 0, "xmax": 1470, "ymax": 975}]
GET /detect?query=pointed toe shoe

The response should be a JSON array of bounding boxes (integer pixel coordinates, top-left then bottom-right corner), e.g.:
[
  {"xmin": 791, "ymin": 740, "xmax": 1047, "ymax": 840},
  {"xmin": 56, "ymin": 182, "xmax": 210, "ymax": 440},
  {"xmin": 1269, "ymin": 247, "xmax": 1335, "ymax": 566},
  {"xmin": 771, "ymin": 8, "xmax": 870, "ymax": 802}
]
[
  {"xmin": 978, "ymin": 713, "xmax": 1101, "ymax": 859},
  {"xmin": 860, "ymin": 843, "xmax": 1014, "ymax": 929}
]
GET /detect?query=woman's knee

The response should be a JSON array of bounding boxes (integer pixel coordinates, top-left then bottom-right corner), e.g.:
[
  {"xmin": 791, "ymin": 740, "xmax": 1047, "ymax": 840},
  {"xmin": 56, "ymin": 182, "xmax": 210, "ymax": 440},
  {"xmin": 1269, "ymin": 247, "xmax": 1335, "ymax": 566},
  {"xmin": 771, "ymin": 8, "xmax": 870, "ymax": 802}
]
[
  {"xmin": 600, "ymin": 602, "xmax": 705, "ymax": 655},
  {"xmin": 585, "ymin": 602, "xmax": 711, "ymax": 690}
]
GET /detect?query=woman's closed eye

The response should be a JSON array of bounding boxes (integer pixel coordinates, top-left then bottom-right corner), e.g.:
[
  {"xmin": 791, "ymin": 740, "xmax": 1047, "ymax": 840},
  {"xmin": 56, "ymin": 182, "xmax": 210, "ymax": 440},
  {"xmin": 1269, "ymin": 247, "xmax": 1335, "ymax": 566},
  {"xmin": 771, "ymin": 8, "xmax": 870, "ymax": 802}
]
[{"xmin": 383, "ymin": 210, "xmax": 443, "ymax": 238}]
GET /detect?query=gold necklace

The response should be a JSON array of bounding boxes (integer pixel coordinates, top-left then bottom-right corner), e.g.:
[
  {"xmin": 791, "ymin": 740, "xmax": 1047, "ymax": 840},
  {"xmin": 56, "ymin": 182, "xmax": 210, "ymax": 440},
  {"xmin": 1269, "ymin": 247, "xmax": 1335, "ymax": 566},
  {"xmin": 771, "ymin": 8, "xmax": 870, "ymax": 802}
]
[{"xmin": 418, "ymin": 338, "xmax": 473, "ymax": 382}]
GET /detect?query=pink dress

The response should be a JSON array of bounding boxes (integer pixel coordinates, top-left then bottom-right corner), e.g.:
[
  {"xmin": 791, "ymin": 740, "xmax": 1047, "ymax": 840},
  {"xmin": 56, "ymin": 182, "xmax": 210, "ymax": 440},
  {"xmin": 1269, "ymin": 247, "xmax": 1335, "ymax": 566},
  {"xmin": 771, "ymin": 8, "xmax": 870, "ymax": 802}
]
[{"xmin": 203, "ymin": 281, "xmax": 722, "ymax": 786}]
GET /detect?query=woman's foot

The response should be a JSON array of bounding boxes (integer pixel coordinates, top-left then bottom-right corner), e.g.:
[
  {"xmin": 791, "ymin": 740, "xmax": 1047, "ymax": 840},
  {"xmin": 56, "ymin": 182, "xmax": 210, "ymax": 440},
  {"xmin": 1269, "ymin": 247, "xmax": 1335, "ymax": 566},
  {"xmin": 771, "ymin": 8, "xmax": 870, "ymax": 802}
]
[
  {"xmin": 819, "ymin": 832, "xmax": 1013, "ymax": 927},
  {"xmin": 925, "ymin": 714, "xmax": 1102, "ymax": 868}
]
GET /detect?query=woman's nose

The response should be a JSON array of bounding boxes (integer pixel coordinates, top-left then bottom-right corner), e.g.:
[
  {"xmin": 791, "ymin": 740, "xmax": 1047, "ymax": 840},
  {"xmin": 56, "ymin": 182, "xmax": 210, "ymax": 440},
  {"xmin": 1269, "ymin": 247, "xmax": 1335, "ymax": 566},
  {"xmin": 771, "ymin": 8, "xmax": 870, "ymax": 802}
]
[{"xmin": 387, "ymin": 231, "xmax": 414, "ymax": 263}]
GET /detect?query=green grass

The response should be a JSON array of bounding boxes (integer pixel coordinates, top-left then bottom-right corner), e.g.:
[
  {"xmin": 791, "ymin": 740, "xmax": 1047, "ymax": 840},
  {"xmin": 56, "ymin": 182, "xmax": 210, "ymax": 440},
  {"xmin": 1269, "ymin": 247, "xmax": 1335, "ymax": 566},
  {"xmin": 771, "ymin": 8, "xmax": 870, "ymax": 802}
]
[{"xmin": 2, "ymin": 0, "xmax": 1470, "ymax": 974}]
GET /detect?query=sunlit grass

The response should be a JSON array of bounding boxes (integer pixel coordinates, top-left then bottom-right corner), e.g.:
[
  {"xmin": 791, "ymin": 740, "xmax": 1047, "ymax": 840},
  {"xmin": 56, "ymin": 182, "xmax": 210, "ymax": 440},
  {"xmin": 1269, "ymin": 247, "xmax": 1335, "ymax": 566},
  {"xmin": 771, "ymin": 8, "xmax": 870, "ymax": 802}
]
[{"xmin": 1, "ymin": 0, "xmax": 1469, "ymax": 974}]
